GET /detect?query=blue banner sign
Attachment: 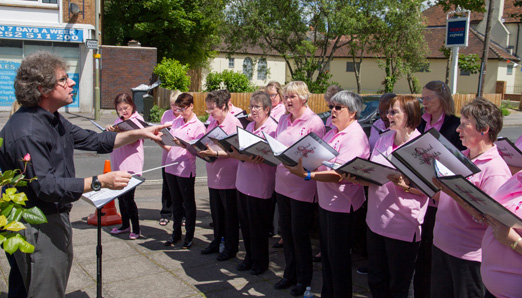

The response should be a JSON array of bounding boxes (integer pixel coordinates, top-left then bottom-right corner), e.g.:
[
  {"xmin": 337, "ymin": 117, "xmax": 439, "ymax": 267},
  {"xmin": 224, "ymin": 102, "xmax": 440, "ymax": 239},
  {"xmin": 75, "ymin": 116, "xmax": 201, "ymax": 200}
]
[
  {"xmin": 446, "ymin": 17, "xmax": 469, "ymax": 47},
  {"xmin": 0, "ymin": 25, "xmax": 83, "ymax": 42},
  {"xmin": 0, "ymin": 60, "xmax": 79, "ymax": 108}
]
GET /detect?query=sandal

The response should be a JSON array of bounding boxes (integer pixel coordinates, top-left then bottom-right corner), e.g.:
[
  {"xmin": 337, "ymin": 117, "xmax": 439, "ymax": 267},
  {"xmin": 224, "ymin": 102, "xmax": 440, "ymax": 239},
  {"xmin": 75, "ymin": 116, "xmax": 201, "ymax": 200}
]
[{"xmin": 159, "ymin": 218, "xmax": 169, "ymax": 226}]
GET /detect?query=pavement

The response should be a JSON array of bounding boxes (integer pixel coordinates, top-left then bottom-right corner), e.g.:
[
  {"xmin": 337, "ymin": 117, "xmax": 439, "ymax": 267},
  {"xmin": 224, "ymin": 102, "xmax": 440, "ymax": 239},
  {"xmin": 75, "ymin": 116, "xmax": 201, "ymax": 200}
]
[
  {"xmin": 0, "ymin": 109, "xmax": 372, "ymax": 297},
  {"xmin": 0, "ymin": 106, "xmax": 521, "ymax": 297}
]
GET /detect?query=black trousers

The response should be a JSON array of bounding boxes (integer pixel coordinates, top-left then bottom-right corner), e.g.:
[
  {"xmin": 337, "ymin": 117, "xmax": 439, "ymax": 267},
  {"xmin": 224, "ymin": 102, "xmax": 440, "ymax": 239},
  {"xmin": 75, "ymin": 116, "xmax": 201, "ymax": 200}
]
[
  {"xmin": 237, "ymin": 191, "xmax": 271, "ymax": 271},
  {"xmin": 367, "ymin": 229, "xmax": 419, "ymax": 298},
  {"xmin": 319, "ymin": 206, "xmax": 353, "ymax": 298},
  {"xmin": 118, "ymin": 188, "xmax": 139, "ymax": 233},
  {"xmin": 276, "ymin": 192, "xmax": 314, "ymax": 285},
  {"xmin": 208, "ymin": 188, "xmax": 239, "ymax": 254},
  {"xmin": 160, "ymin": 168, "xmax": 173, "ymax": 219},
  {"xmin": 166, "ymin": 173, "xmax": 196, "ymax": 242},
  {"xmin": 414, "ymin": 205, "xmax": 437, "ymax": 298},
  {"xmin": 431, "ymin": 246, "xmax": 485, "ymax": 298}
]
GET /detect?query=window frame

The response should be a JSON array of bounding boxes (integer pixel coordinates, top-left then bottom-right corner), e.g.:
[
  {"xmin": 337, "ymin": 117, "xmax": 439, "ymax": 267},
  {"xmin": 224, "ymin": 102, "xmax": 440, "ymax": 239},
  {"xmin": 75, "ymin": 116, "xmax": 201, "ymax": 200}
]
[{"xmin": 346, "ymin": 62, "xmax": 360, "ymax": 72}]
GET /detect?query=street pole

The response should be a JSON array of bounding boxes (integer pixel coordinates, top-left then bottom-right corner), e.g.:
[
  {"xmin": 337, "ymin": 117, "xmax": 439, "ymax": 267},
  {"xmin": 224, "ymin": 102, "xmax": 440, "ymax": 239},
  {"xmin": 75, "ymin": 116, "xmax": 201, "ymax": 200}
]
[
  {"xmin": 450, "ymin": 47, "xmax": 459, "ymax": 95},
  {"xmin": 94, "ymin": 0, "xmax": 101, "ymax": 120}
]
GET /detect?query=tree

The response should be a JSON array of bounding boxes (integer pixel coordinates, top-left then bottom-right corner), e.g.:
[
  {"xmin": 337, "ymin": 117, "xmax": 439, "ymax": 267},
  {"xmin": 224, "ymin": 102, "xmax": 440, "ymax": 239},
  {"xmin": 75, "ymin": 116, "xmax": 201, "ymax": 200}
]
[
  {"xmin": 153, "ymin": 58, "xmax": 191, "ymax": 91},
  {"xmin": 205, "ymin": 70, "xmax": 257, "ymax": 92},
  {"xmin": 223, "ymin": 0, "xmax": 367, "ymax": 93},
  {"xmin": 371, "ymin": 0, "xmax": 428, "ymax": 93},
  {"xmin": 103, "ymin": 0, "xmax": 225, "ymax": 68}
]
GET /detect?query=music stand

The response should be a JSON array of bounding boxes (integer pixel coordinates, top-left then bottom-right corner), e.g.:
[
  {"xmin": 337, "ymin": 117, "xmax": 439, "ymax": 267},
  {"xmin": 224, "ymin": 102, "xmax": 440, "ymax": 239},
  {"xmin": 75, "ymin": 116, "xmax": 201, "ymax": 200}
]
[{"xmin": 81, "ymin": 176, "xmax": 145, "ymax": 298}]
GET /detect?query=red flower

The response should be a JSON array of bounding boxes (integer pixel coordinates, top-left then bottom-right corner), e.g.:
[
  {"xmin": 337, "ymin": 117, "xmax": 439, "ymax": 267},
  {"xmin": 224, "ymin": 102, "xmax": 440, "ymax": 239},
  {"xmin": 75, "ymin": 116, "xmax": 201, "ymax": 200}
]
[{"xmin": 23, "ymin": 153, "xmax": 31, "ymax": 162}]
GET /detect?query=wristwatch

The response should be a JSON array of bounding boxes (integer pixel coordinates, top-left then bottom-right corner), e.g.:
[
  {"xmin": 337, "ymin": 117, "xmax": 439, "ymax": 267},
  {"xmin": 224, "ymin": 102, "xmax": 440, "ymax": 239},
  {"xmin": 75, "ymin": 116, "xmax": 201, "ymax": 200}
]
[{"xmin": 91, "ymin": 176, "xmax": 102, "ymax": 191}]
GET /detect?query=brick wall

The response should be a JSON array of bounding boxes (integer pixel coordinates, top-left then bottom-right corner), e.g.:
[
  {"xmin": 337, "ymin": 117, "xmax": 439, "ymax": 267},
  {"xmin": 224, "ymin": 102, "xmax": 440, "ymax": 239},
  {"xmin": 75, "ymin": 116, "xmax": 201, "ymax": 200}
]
[
  {"xmin": 99, "ymin": 45, "xmax": 157, "ymax": 109},
  {"xmin": 63, "ymin": 0, "xmax": 96, "ymax": 27}
]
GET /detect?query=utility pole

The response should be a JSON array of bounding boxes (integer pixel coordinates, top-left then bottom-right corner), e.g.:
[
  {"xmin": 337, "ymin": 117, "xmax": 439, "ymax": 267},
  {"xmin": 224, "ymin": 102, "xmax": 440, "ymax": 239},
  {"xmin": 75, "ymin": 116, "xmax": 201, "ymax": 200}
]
[
  {"xmin": 477, "ymin": 0, "xmax": 494, "ymax": 97},
  {"xmin": 94, "ymin": 0, "xmax": 101, "ymax": 120}
]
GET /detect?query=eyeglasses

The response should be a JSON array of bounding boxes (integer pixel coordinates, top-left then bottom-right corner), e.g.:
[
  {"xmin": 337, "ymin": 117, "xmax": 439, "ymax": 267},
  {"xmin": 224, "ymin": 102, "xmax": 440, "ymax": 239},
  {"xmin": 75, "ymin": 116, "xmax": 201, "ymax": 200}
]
[
  {"xmin": 174, "ymin": 107, "xmax": 187, "ymax": 112},
  {"xmin": 205, "ymin": 106, "xmax": 217, "ymax": 114},
  {"xmin": 387, "ymin": 109, "xmax": 401, "ymax": 116},
  {"xmin": 420, "ymin": 96, "xmax": 436, "ymax": 102},
  {"xmin": 249, "ymin": 105, "xmax": 263, "ymax": 110},
  {"xmin": 269, "ymin": 94, "xmax": 278, "ymax": 99},
  {"xmin": 56, "ymin": 74, "xmax": 69, "ymax": 87},
  {"xmin": 328, "ymin": 105, "xmax": 346, "ymax": 111}
]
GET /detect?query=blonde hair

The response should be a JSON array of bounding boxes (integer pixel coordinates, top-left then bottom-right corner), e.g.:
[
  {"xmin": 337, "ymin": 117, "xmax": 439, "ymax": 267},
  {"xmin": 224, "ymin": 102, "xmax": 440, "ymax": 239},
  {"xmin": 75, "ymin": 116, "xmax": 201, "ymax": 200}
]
[
  {"xmin": 9, "ymin": 100, "xmax": 21, "ymax": 118},
  {"xmin": 284, "ymin": 81, "xmax": 310, "ymax": 103}
]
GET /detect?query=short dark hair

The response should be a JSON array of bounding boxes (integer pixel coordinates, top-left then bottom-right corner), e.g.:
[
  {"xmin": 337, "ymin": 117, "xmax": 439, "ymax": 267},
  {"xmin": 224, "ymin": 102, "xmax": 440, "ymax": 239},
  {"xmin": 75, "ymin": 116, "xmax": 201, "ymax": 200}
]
[
  {"xmin": 460, "ymin": 98, "xmax": 503, "ymax": 143},
  {"xmin": 175, "ymin": 93, "xmax": 194, "ymax": 107},
  {"xmin": 389, "ymin": 95, "xmax": 421, "ymax": 129},
  {"xmin": 250, "ymin": 91, "xmax": 272, "ymax": 116},
  {"xmin": 113, "ymin": 93, "xmax": 136, "ymax": 115},
  {"xmin": 205, "ymin": 90, "xmax": 229, "ymax": 111},
  {"xmin": 15, "ymin": 51, "xmax": 68, "ymax": 107}
]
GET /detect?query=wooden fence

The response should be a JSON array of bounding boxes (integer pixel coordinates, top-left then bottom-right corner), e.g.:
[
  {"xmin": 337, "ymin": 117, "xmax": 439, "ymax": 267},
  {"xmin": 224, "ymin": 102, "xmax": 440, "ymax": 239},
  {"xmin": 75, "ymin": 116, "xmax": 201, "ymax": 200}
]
[{"xmin": 153, "ymin": 88, "xmax": 501, "ymax": 117}]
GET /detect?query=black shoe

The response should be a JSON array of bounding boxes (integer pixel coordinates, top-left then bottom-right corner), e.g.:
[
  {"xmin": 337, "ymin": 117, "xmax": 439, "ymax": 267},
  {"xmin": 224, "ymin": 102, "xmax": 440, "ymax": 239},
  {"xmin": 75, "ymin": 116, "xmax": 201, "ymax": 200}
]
[
  {"xmin": 201, "ymin": 245, "xmax": 219, "ymax": 254},
  {"xmin": 236, "ymin": 261, "xmax": 252, "ymax": 271},
  {"xmin": 216, "ymin": 251, "xmax": 236, "ymax": 261},
  {"xmin": 274, "ymin": 278, "xmax": 296, "ymax": 290},
  {"xmin": 250, "ymin": 268, "xmax": 266, "ymax": 275},
  {"xmin": 357, "ymin": 266, "xmax": 368, "ymax": 275},
  {"xmin": 164, "ymin": 235, "xmax": 182, "ymax": 246},
  {"xmin": 272, "ymin": 242, "xmax": 284, "ymax": 248},
  {"xmin": 290, "ymin": 283, "xmax": 307, "ymax": 296},
  {"xmin": 182, "ymin": 240, "xmax": 192, "ymax": 249}
]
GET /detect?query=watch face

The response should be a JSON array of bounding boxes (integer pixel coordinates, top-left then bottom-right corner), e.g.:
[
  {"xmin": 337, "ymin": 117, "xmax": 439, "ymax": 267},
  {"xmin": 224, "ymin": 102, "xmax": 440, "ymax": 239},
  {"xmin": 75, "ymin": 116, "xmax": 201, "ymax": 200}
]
[{"xmin": 92, "ymin": 177, "xmax": 102, "ymax": 191}]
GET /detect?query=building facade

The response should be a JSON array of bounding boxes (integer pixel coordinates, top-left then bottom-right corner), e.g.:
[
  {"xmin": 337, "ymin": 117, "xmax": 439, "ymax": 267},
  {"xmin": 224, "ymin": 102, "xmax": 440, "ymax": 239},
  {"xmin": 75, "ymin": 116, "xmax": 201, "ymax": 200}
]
[{"xmin": 0, "ymin": 0, "xmax": 97, "ymax": 112}]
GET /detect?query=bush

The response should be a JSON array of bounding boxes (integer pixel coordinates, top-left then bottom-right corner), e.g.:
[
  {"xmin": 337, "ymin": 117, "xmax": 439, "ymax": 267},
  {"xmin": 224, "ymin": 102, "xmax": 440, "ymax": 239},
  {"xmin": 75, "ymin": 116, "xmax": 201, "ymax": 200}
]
[
  {"xmin": 154, "ymin": 58, "xmax": 191, "ymax": 92},
  {"xmin": 149, "ymin": 105, "xmax": 167, "ymax": 123},
  {"xmin": 205, "ymin": 70, "xmax": 257, "ymax": 92}
]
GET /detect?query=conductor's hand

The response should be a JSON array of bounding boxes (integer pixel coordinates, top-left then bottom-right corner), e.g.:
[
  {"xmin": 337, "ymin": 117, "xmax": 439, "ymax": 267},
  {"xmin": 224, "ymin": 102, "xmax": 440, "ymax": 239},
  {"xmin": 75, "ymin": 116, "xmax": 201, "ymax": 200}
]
[{"xmin": 98, "ymin": 171, "xmax": 132, "ymax": 190}]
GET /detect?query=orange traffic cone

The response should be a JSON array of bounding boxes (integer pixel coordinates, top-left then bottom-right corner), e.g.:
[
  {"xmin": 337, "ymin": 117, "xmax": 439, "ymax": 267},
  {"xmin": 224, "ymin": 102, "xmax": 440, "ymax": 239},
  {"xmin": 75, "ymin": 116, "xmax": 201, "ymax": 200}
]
[{"xmin": 87, "ymin": 160, "xmax": 123, "ymax": 226}]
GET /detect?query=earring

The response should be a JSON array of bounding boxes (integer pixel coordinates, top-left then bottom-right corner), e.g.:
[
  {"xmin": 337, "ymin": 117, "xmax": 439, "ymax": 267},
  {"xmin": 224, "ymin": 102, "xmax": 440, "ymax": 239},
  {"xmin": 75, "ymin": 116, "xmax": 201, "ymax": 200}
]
[{"xmin": 481, "ymin": 132, "xmax": 484, "ymax": 135}]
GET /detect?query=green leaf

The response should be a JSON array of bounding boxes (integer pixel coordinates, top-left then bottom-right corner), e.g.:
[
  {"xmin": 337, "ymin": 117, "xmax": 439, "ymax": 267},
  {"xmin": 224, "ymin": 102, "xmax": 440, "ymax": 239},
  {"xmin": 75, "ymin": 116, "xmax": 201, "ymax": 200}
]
[
  {"xmin": 0, "ymin": 215, "xmax": 7, "ymax": 227},
  {"xmin": 7, "ymin": 207, "xmax": 22, "ymax": 223},
  {"xmin": 22, "ymin": 207, "xmax": 47, "ymax": 225},
  {"xmin": 2, "ymin": 170, "xmax": 15, "ymax": 182},
  {"xmin": 0, "ymin": 234, "xmax": 6, "ymax": 245},
  {"xmin": 0, "ymin": 137, "xmax": 3, "ymax": 148},
  {"xmin": 2, "ymin": 204, "xmax": 13, "ymax": 217},
  {"xmin": 4, "ymin": 221, "xmax": 26, "ymax": 232},
  {"xmin": 3, "ymin": 234, "xmax": 34, "ymax": 254},
  {"xmin": 11, "ymin": 193, "xmax": 27, "ymax": 205},
  {"xmin": 16, "ymin": 181, "xmax": 28, "ymax": 187}
]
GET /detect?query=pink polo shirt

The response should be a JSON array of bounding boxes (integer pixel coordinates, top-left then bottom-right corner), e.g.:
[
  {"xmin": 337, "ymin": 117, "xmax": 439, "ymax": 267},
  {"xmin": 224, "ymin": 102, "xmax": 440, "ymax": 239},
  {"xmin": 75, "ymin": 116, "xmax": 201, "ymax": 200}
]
[
  {"xmin": 111, "ymin": 112, "xmax": 144, "ymax": 175},
  {"xmin": 368, "ymin": 118, "xmax": 386, "ymax": 151},
  {"xmin": 317, "ymin": 121, "xmax": 370, "ymax": 213},
  {"xmin": 421, "ymin": 112, "xmax": 444, "ymax": 132},
  {"xmin": 274, "ymin": 107, "xmax": 325, "ymax": 203},
  {"xmin": 206, "ymin": 112, "xmax": 242, "ymax": 189},
  {"xmin": 366, "ymin": 129, "xmax": 429, "ymax": 242},
  {"xmin": 236, "ymin": 118, "xmax": 278, "ymax": 199},
  {"xmin": 164, "ymin": 114, "xmax": 206, "ymax": 178},
  {"xmin": 481, "ymin": 172, "xmax": 522, "ymax": 298},
  {"xmin": 161, "ymin": 110, "xmax": 179, "ymax": 165},
  {"xmin": 434, "ymin": 145, "xmax": 511, "ymax": 261},
  {"xmin": 271, "ymin": 102, "xmax": 286, "ymax": 122}
]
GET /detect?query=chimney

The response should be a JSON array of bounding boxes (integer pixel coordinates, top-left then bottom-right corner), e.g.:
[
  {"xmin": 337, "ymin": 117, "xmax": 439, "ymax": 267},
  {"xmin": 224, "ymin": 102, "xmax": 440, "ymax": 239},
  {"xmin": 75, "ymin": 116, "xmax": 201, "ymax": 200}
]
[{"xmin": 127, "ymin": 40, "xmax": 141, "ymax": 47}]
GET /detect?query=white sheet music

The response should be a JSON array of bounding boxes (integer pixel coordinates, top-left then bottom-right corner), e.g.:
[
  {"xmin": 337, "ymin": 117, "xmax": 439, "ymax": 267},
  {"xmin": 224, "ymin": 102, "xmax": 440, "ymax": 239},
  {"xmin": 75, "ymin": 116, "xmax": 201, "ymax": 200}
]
[{"xmin": 82, "ymin": 176, "xmax": 144, "ymax": 208}]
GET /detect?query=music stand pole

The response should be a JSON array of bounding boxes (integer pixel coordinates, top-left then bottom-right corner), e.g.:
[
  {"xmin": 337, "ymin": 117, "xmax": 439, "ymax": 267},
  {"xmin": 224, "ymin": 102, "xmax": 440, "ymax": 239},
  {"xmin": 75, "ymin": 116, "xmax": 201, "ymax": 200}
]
[{"xmin": 96, "ymin": 207, "xmax": 103, "ymax": 298}]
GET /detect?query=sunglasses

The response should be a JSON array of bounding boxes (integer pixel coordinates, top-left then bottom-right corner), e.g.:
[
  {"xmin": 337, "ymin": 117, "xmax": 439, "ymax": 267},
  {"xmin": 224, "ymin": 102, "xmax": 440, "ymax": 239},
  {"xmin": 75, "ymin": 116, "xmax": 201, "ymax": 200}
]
[{"xmin": 328, "ymin": 105, "xmax": 345, "ymax": 111}]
